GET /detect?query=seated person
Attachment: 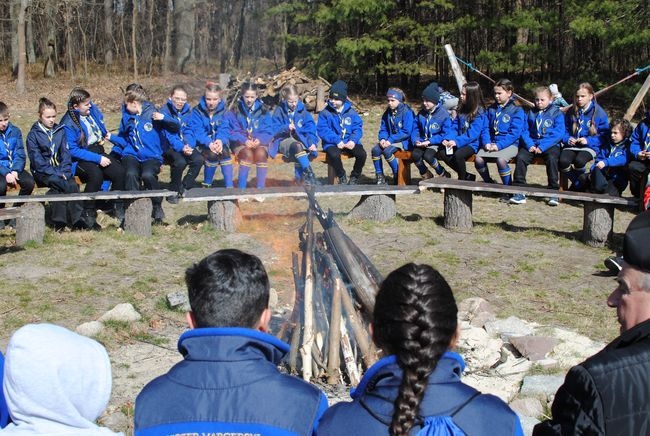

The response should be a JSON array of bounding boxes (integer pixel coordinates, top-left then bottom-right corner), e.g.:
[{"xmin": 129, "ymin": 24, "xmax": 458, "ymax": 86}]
[
  {"xmin": 2, "ymin": 323, "xmax": 121, "ymax": 435},
  {"xmin": 135, "ymin": 249, "xmax": 327, "ymax": 435},
  {"xmin": 317, "ymin": 80, "xmax": 367, "ymax": 185},
  {"xmin": 316, "ymin": 263, "xmax": 523, "ymax": 435},
  {"xmin": 585, "ymin": 118, "xmax": 631, "ymax": 196},
  {"xmin": 627, "ymin": 111, "xmax": 650, "ymax": 207}
]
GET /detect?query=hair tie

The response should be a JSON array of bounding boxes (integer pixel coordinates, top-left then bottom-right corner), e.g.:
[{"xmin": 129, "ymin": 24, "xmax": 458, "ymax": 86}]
[{"xmin": 386, "ymin": 88, "xmax": 403, "ymax": 102}]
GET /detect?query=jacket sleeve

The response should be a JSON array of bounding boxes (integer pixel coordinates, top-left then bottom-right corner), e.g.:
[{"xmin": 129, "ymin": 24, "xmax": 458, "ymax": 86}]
[
  {"xmin": 585, "ymin": 110, "xmax": 609, "ymax": 151},
  {"xmin": 495, "ymin": 107, "xmax": 525, "ymax": 150},
  {"xmin": 64, "ymin": 125, "xmax": 103, "ymax": 164},
  {"xmin": 520, "ymin": 115, "xmax": 535, "ymax": 149},
  {"xmin": 603, "ymin": 145, "xmax": 629, "ymax": 168},
  {"xmin": 349, "ymin": 111, "xmax": 364, "ymax": 145},
  {"xmin": 480, "ymin": 109, "xmax": 493, "ymax": 146},
  {"xmin": 532, "ymin": 365, "xmax": 605, "ymax": 436},
  {"xmin": 537, "ymin": 111, "xmax": 565, "ymax": 153},
  {"xmin": 456, "ymin": 112, "xmax": 487, "ymax": 150},
  {"xmin": 188, "ymin": 110, "xmax": 211, "ymax": 147},
  {"xmin": 387, "ymin": 109, "xmax": 414, "ymax": 146},
  {"xmin": 299, "ymin": 111, "xmax": 319, "ymax": 147},
  {"xmin": 317, "ymin": 112, "xmax": 342, "ymax": 147},
  {"xmin": 255, "ymin": 113, "xmax": 276, "ymax": 145},
  {"xmin": 563, "ymin": 112, "xmax": 574, "ymax": 144},
  {"xmin": 628, "ymin": 121, "xmax": 647, "ymax": 158},
  {"xmin": 226, "ymin": 112, "xmax": 249, "ymax": 145},
  {"xmin": 163, "ymin": 129, "xmax": 185, "ymax": 153},
  {"xmin": 155, "ymin": 112, "xmax": 181, "ymax": 134},
  {"xmin": 26, "ymin": 132, "xmax": 57, "ymax": 177},
  {"xmin": 428, "ymin": 114, "xmax": 452, "ymax": 146},
  {"xmin": 11, "ymin": 129, "xmax": 27, "ymax": 173},
  {"xmin": 378, "ymin": 111, "xmax": 389, "ymax": 141},
  {"xmin": 57, "ymin": 138, "xmax": 73, "ymax": 178},
  {"xmin": 272, "ymin": 108, "xmax": 291, "ymax": 141}
]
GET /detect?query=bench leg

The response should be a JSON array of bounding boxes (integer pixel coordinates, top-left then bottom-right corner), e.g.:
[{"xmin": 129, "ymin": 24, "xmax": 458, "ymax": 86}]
[
  {"xmin": 396, "ymin": 159, "xmax": 412, "ymax": 186},
  {"xmin": 207, "ymin": 200, "xmax": 242, "ymax": 232},
  {"xmin": 582, "ymin": 203, "xmax": 614, "ymax": 247},
  {"xmin": 327, "ymin": 165, "xmax": 337, "ymax": 185},
  {"xmin": 348, "ymin": 195, "xmax": 396, "ymax": 222},
  {"xmin": 15, "ymin": 203, "xmax": 45, "ymax": 246},
  {"xmin": 443, "ymin": 188, "xmax": 473, "ymax": 230},
  {"xmin": 124, "ymin": 198, "xmax": 153, "ymax": 237}
]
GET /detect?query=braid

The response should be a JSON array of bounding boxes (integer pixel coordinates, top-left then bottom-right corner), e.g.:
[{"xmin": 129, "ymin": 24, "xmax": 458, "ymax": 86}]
[
  {"xmin": 373, "ymin": 263, "xmax": 458, "ymax": 436},
  {"xmin": 68, "ymin": 87, "xmax": 90, "ymax": 146}
]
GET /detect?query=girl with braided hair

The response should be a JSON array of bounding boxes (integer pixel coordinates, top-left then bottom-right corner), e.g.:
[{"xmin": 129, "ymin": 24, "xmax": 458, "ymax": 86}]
[{"xmin": 317, "ymin": 263, "xmax": 523, "ymax": 436}]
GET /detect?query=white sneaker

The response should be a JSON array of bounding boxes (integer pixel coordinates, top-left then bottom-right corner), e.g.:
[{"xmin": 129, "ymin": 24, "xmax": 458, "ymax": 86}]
[
  {"xmin": 509, "ymin": 193, "xmax": 526, "ymax": 204},
  {"xmin": 547, "ymin": 197, "xmax": 559, "ymax": 207}
]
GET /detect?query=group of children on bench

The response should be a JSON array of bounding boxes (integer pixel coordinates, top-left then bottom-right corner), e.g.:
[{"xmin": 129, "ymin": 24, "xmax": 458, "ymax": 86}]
[{"xmin": 1, "ymin": 78, "xmax": 649, "ymax": 230}]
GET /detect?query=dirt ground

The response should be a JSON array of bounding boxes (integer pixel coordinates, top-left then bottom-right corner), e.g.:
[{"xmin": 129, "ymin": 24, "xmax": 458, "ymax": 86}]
[{"xmin": 0, "ymin": 70, "xmax": 639, "ymax": 434}]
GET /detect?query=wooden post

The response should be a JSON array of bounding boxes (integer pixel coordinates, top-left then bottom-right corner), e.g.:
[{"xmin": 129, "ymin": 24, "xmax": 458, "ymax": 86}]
[
  {"xmin": 326, "ymin": 275, "xmax": 343, "ymax": 384},
  {"xmin": 15, "ymin": 203, "xmax": 44, "ymax": 246},
  {"xmin": 582, "ymin": 203, "xmax": 614, "ymax": 247},
  {"xmin": 288, "ymin": 253, "xmax": 303, "ymax": 374},
  {"xmin": 444, "ymin": 44, "xmax": 467, "ymax": 94},
  {"xmin": 207, "ymin": 200, "xmax": 242, "ymax": 232},
  {"xmin": 124, "ymin": 198, "xmax": 152, "ymax": 236},
  {"xmin": 300, "ymin": 210, "xmax": 315, "ymax": 381},
  {"xmin": 348, "ymin": 194, "xmax": 396, "ymax": 222},
  {"xmin": 625, "ymin": 73, "xmax": 650, "ymax": 121},
  {"xmin": 443, "ymin": 188, "xmax": 473, "ymax": 229}
]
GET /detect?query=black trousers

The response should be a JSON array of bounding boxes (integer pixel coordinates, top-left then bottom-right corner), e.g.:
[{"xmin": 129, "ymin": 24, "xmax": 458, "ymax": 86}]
[
  {"xmin": 163, "ymin": 148, "xmax": 203, "ymax": 193},
  {"xmin": 438, "ymin": 146, "xmax": 475, "ymax": 180},
  {"xmin": 411, "ymin": 147, "xmax": 439, "ymax": 167},
  {"xmin": 0, "ymin": 170, "xmax": 35, "ymax": 207},
  {"xmin": 325, "ymin": 144, "xmax": 367, "ymax": 179},
  {"xmin": 75, "ymin": 145, "xmax": 125, "ymax": 214},
  {"xmin": 514, "ymin": 146, "xmax": 560, "ymax": 189},
  {"xmin": 122, "ymin": 156, "xmax": 164, "ymax": 219},
  {"xmin": 590, "ymin": 167, "xmax": 625, "ymax": 196},
  {"xmin": 33, "ymin": 173, "xmax": 82, "ymax": 226},
  {"xmin": 628, "ymin": 160, "xmax": 650, "ymax": 197},
  {"xmin": 559, "ymin": 149, "xmax": 593, "ymax": 171}
]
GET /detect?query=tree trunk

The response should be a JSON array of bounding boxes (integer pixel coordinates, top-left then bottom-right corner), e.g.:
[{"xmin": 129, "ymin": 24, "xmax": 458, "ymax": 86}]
[
  {"xmin": 162, "ymin": 0, "xmax": 173, "ymax": 73},
  {"xmin": 131, "ymin": 0, "xmax": 138, "ymax": 79},
  {"xmin": 443, "ymin": 189, "xmax": 473, "ymax": 230},
  {"xmin": 146, "ymin": 0, "xmax": 155, "ymax": 74},
  {"xmin": 174, "ymin": 0, "xmax": 195, "ymax": 73},
  {"xmin": 16, "ymin": 0, "xmax": 27, "ymax": 93},
  {"xmin": 10, "ymin": 0, "xmax": 19, "ymax": 77},
  {"xmin": 232, "ymin": 0, "xmax": 246, "ymax": 69},
  {"xmin": 26, "ymin": 4, "xmax": 35, "ymax": 64},
  {"xmin": 104, "ymin": 0, "xmax": 114, "ymax": 65}
]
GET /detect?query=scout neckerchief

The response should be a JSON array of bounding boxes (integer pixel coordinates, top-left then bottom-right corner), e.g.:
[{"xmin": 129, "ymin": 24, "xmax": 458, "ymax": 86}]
[
  {"xmin": 38, "ymin": 122, "xmax": 58, "ymax": 167},
  {"xmin": 535, "ymin": 107, "xmax": 548, "ymax": 137},
  {"xmin": 493, "ymin": 101, "xmax": 508, "ymax": 137},
  {"xmin": 0, "ymin": 130, "xmax": 10, "ymax": 167},
  {"xmin": 130, "ymin": 115, "xmax": 144, "ymax": 152},
  {"xmin": 81, "ymin": 114, "xmax": 102, "ymax": 145},
  {"xmin": 575, "ymin": 101, "xmax": 592, "ymax": 137},
  {"xmin": 424, "ymin": 105, "xmax": 439, "ymax": 140},
  {"xmin": 337, "ymin": 106, "xmax": 347, "ymax": 140},
  {"xmin": 245, "ymin": 101, "xmax": 255, "ymax": 140},
  {"xmin": 389, "ymin": 105, "xmax": 399, "ymax": 134},
  {"xmin": 610, "ymin": 139, "xmax": 625, "ymax": 156},
  {"xmin": 644, "ymin": 126, "xmax": 650, "ymax": 152}
]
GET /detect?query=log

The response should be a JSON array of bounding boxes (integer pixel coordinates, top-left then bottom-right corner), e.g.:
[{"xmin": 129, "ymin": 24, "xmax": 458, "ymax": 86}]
[
  {"xmin": 207, "ymin": 200, "xmax": 242, "ymax": 232},
  {"xmin": 340, "ymin": 283, "xmax": 378, "ymax": 368},
  {"xmin": 300, "ymin": 209, "xmax": 315, "ymax": 381},
  {"xmin": 15, "ymin": 203, "xmax": 44, "ymax": 246},
  {"xmin": 339, "ymin": 317, "xmax": 360, "ymax": 385},
  {"xmin": 582, "ymin": 203, "xmax": 614, "ymax": 247},
  {"xmin": 625, "ymin": 73, "xmax": 650, "ymax": 121},
  {"xmin": 444, "ymin": 44, "xmax": 467, "ymax": 94},
  {"xmin": 124, "ymin": 198, "xmax": 152, "ymax": 237},
  {"xmin": 348, "ymin": 194, "xmax": 396, "ymax": 222},
  {"xmin": 326, "ymin": 271, "xmax": 343, "ymax": 384},
  {"xmin": 443, "ymin": 188, "xmax": 473, "ymax": 229},
  {"xmin": 317, "ymin": 85, "xmax": 326, "ymax": 113},
  {"xmin": 288, "ymin": 252, "xmax": 303, "ymax": 374}
]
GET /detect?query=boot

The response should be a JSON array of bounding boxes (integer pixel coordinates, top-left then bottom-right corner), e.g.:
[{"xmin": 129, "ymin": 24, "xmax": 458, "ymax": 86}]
[
  {"xmin": 338, "ymin": 173, "xmax": 348, "ymax": 185},
  {"xmin": 421, "ymin": 170, "xmax": 434, "ymax": 180},
  {"xmin": 302, "ymin": 167, "xmax": 319, "ymax": 186},
  {"xmin": 376, "ymin": 173, "xmax": 387, "ymax": 185}
]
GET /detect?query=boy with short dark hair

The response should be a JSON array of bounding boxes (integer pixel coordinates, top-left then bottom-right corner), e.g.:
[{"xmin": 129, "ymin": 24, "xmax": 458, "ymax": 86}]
[{"xmin": 134, "ymin": 249, "xmax": 327, "ymax": 435}]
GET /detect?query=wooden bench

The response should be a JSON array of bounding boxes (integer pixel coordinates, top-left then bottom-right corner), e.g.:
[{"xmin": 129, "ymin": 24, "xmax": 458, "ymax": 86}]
[
  {"xmin": 0, "ymin": 189, "xmax": 174, "ymax": 241},
  {"xmin": 420, "ymin": 178, "xmax": 637, "ymax": 247},
  {"xmin": 182, "ymin": 184, "xmax": 422, "ymax": 231}
]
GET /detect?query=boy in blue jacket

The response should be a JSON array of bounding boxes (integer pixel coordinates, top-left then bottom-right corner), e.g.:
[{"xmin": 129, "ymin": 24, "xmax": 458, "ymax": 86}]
[
  {"xmin": 584, "ymin": 118, "xmax": 631, "ymax": 196},
  {"xmin": 628, "ymin": 112, "xmax": 650, "ymax": 206},
  {"xmin": 107, "ymin": 87, "xmax": 179, "ymax": 223},
  {"xmin": 134, "ymin": 249, "xmax": 327, "ymax": 436},
  {"xmin": 317, "ymin": 80, "xmax": 367, "ymax": 185},
  {"xmin": 0, "ymin": 102, "xmax": 34, "ymax": 228},
  {"xmin": 160, "ymin": 85, "xmax": 203, "ymax": 201}
]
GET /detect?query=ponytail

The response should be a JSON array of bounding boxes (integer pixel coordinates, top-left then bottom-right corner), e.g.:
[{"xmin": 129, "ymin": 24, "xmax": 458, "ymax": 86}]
[{"xmin": 67, "ymin": 87, "xmax": 91, "ymax": 145}]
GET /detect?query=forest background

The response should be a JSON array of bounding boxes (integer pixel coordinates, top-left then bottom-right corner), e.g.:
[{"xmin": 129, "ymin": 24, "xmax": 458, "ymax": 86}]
[{"xmin": 3, "ymin": 0, "xmax": 650, "ymax": 110}]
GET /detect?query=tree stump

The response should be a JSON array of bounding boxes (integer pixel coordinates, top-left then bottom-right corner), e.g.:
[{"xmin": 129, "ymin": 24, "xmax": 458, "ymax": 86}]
[
  {"xmin": 444, "ymin": 189, "xmax": 473, "ymax": 229},
  {"xmin": 348, "ymin": 195, "xmax": 396, "ymax": 222},
  {"xmin": 124, "ymin": 198, "xmax": 152, "ymax": 237},
  {"xmin": 583, "ymin": 203, "xmax": 614, "ymax": 247},
  {"xmin": 207, "ymin": 200, "xmax": 242, "ymax": 232},
  {"xmin": 16, "ymin": 203, "xmax": 45, "ymax": 246}
]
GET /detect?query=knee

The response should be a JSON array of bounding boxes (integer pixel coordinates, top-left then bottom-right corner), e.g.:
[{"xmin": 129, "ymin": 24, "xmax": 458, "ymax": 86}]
[
  {"xmin": 325, "ymin": 147, "xmax": 340, "ymax": 159},
  {"xmin": 288, "ymin": 142, "xmax": 302, "ymax": 155},
  {"xmin": 238, "ymin": 149, "xmax": 253, "ymax": 162},
  {"xmin": 474, "ymin": 156, "xmax": 485, "ymax": 166},
  {"xmin": 253, "ymin": 148, "xmax": 268, "ymax": 163},
  {"xmin": 371, "ymin": 144, "xmax": 382, "ymax": 157},
  {"xmin": 382, "ymin": 148, "xmax": 394, "ymax": 159}
]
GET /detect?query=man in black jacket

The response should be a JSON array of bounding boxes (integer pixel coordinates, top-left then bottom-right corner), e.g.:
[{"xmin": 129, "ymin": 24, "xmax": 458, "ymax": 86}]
[{"xmin": 534, "ymin": 211, "xmax": 650, "ymax": 435}]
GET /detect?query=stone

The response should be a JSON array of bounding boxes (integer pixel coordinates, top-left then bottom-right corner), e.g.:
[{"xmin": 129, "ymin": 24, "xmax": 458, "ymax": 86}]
[
  {"xmin": 484, "ymin": 316, "xmax": 536, "ymax": 339},
  {"xmin": 510, "ymin": 397, "xmax": 544, "ymax": 418},
  {"xmin": 510, "ymin": 336, "xmax": 560, "ymax": 362},
  {"xmin": 347, "ymin": 194, "xmax": 396, "ymax": 222},
  {"xmin": 99, "ymin": 303, "xmax": 142, "ymax": 323},
  {"xmin": 124, "ymin": 198, "xmax": 153, "ymax": 237},
  {"xmin": 16, "ymin": 203, "xmax": 45, "ymax": 246},
  {"xmin": 167, "ymin": 290, "xmax": 190, "ymax": 311},
  {"xmin": 76, "ymin": 321, "xmax": 104, "ymax": 337},
  {"xmin": 520, "ymin": 416, "xmax": 542, "ymax": 436},
  {"xmin": 548, "ymin": 327, "xmax": 605, "ymax": 367},
  {"xmin": 99, "ymin": 411, "xmax": 130, "ymax": 433},
  {"xmin": 519, "ymin": 375, "xmax": 565, "ymax": 398},
  {"xmin": 470, "ymin": 310, "xmax": 496, "ymax": 328},
  {"xmin": 459, "ymin": 297, "xmax": 493, "ymax": 319}
]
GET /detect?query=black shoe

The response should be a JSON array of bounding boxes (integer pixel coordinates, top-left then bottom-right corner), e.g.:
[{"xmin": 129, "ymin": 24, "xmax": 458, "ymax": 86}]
[
  {"xmin": 153, "ymin": 218, "xmax": 167, "ymax": 226},
  {"xmin": 604, "ymin": 256, "xmax": 624, "ymax": 274},
  {"xmin": 53, "ymin": 222, "xmax": 67, "ymax": 232},
  {"xmin": 348, "ymin": 176, "xmax": 359, "ymax": 185},
  {"xmin": 339, "ymin": 174, "xmax": 348, "ymax": 185},
  {"xmin": 442, "ymin": 170, "xmax": 451, "ymax": 178},
  {"xmin": 166, "ymin": 195, "xmax": 180, "ymax": 205},
  {"xmin": 375, "ymin": 173, "xmax": 387, "ymax": 185},
  {"xmin": 465, "ymin": 173, "xmax": 477, "ymax": 182}
]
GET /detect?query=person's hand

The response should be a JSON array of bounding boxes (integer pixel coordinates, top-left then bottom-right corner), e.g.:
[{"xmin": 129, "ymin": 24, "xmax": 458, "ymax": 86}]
[
  {"xmin": 446, "ymin": 140, "xmax": 456, "ymax": 148},
  {"xmin": 289, "ymin": 122, "xmax": 296, "ymax": 132},
  {"xmin": 5, "ymin": 172, "xmax": 17, "ymax": 185},
  {"xmin": 345, "ymin": 141, "xmax": 355, "ymax": 149},
  {"xmin": 152, "ymin": 112, "xmax": 164, "ymax": 121},
  {"xmin": 253, "ymin": 138, "xmax": 261, "ymax": 147},
  {"xmin": 308, "ymin": 145, "xmax": 318, "ymax": 152},
  {"xmin": 337, "ymin": 141, "xmax": 345, "ymax": 149},
  {"xmin": 534, "ymin": 147, "xmax": 542, "ymax": 154},
  {"xmin": 596, "ymin": 161, "xmax": 606, "ymax": 169},
  {"xmin": 245, "ymin": 139, "xmax": 256, "ymax": 148},
  {"xmin": 379, "ymin": 139, "xmax": 389, "ymax": 149},
  {"xmin": 578, "ymin": 137, "xmax": 588, "ymax": 146},
  {"xmin": 182, "ymin": 145, "xmax": 193, "ymax": 155},
  {"xmin": 639, "ymin": 151, "xmax": 649, "ymax": 161},
  {"xmin": 210, "ymin": 140, "xmax": 223, "ymax": 154},
  {"xmin": 529, "ymin": 146, "xmax": 537, "ymax": 153},
  {"xmin": 99, "ymin": 156, "xmax": 111, "ymax": 167}
]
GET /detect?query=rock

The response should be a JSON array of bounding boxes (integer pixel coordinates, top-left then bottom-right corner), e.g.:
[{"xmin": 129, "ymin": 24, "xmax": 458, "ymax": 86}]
[
  {"xmin": 347, "ymin": 194, "xmax": 396, "ymax": 222},
  {"xmin": 510, "ymin": 336, "xmax": 559, "ymax": 362},
  {"xmin": 99, "ymin": 411, "xmax": 130, "ymax": 433},
  {"xmin": 519, "ymin": 416, "xmax": 541, "ymax": 436},
  {"xmin": 470, "ymin": 310, "xmax": 496, "ymax": 328},
  {"xmin": 519, "ymin": 375, "xmax": 565, "ymax": 398},
  {"xmin": 534, "ymin": 358, "xmax": 559, "ymax": 369},
  {"xmin": 76, "ymin": 321, "xmax": 104, "ymax": 337},
  {"xmin": 547, "ymin": 327, "xmax": 604, "ymax": 367},
  {"xmin": 99, "ymin": 303, "xmax": 142, "ymax": 323},
  {"xmin": 269, "ymin": 287, "xmax": 278, "ymax": 310},
  {"xmin": 510, "ymin": 397, "xmax": 544, "ymax": 418},
  {"xmin": 484, "ymin": 316, "xmax": 536, "ymax": 339},
  {"xmin": 167, "ymin": 290, "xmax": 191, "ymax": 311},
  {"xmin": 459, "ymin": 297, "xmax": 494, "ymax": 320}
]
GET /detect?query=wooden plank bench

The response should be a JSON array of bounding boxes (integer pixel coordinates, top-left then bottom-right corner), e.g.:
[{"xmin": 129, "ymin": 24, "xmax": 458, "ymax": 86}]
[
  {"xmin": 182, "ymin": 184, "xmax": 422, "ymax": 232},
  {"xmin": 0, "ymin": 189, "xmax": 174, "ymax": 239},
  {"xmin": 420, "ymin": 178, "xmax": 637, "ymax": 247}
]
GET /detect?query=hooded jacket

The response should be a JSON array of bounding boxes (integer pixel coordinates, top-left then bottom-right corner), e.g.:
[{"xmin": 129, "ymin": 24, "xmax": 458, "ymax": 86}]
[
  {"xmin": 60, "ymin": 102, "xmax": 109, "ymax": 164},
  {"xmin": 378, "ymin": 102, "xmax": 415, "ymax": 150},
  {"xmin": 629, "ymin": 113, "xmax": 650, "ymax": 158},
  {"xmin": 0, "ymin": 123, "xmax": 27, "ymax": 176},
  {"xmin": 520, "ymin": 104, "xmax": 565, "ymax": 153},
  {"xmin": 317, "ymin": 100, "xmax": 364, "ymax": 150},
  {"xmin": 446, "ymin": 109, "xmax": 487, "ymax": 152},
  {"xmin": 159, "ymin": 99, "xmax": 192, "ymax": 153},
  {"xmin": 563, "ymin": 101, "xmax": 610, "ymax": 152},
  {"xmin": 316, "ymin": 352, "xmax": 523, "ymax": 435},
  {"xmin": 270, "ymin": 100, "xmax": 319, "ymax": 158},
  {"xmin": 225, "ymin": 98, "xmax": 275, "ymax": 146},
  {"xmin": 1, "ymin": 323, "xmax": 122, "ymax": 436},
  {"xmin": 26, "ymin": 122, "xmax": 73, "ymax": 179},
  {"xmin": 186, "ymin": 97, "xmax": 229, "ymax": 148},
  {"xmin": 134, "ymin": 327, "xmax": 327, "ymax": 436},
  {"xmin": 411, "ymin": 103, "xmax": 453, "ymax": 147},
  {"xmin": 481, "ymin": 98, "xmax": 526, "ymax": 150}
]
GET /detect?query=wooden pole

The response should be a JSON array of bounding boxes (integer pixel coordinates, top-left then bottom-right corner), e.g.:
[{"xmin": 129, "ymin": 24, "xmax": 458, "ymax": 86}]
[
  {"xmin": 300, "ymin": 209, "xmax": 315, "ymax": 381},
  {"xmin": 340, "ymin": 284, "xmax": 378, "ymax": 368},
  {"xmin": 625, "ymin": 73, "xmax": 650, "ymax": 121},
  {"xmin": 444, "ymin": 44, "xmax": 466, "ymax": 94},
  {"xmin": 339, "ymin": 318, "xmax": 360, "ymax": 385},
  {"xmin": 326, "ymin": 273, "xmax": 343, "ymax": 384}
]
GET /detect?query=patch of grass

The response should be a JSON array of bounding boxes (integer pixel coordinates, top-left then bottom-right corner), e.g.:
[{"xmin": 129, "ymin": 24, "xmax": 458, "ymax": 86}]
[
  {"xmin": 103, "ymin": 319, "xmax": 131, "ymax": 332},
  {"xmin": 74, "ymin": 284, "xmax": 99, "ymax": 297},
  {"xmin": 487, "ymin": 270, "xmax": 501, "ymax": 279},
  {"xmin": 516, "ymin": 261, "xmax": 536, "ymax": 273},
  {"xmin": 133, "ymin": 331, "xmax": 168, "ymax": 347},
  {"xmin": 437, "ymin": 251, "xmax": 460, "ymax": 267}
]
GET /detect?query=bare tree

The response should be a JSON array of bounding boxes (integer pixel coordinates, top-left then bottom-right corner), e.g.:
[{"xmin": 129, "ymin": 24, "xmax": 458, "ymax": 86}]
[
  {"xmin": 104, "ymin": 0, "xmax": 114, "ymax": 65},
  {"xmin": 16, "ymin": 0, "xmax": 28, "ymax": 93},
  {"xmin": 131, "ymin": 0, "xmax": 138, "ymax": 78}
]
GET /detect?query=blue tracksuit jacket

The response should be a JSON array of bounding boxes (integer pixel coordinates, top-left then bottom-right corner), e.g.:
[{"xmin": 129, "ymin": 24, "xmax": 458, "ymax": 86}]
[
  {"xmin": 316, "ymin": 353, "xmax": 523, "ymax": 436},
  {"xmin": 520, "ymin": 104, "xmax": 565, "ymax": 152},
  {"xmin": 563, "ymin": 101, "xmax": 609, "ymax": 152},
  {"xmin": 481, "ymin": 98, "xmax": 526, "ymax": 150},
  {"xmin": 0, "ymin": 123, "xmax": 27, "ymax": 176},
  {"xmin": 225, "ymin": 99, "xmax": 275, "ymax": 146},
  {"xmin": 186, "ymin": 97, "xmax": 229, "ymax": 149},
  {"xmin": 629, "ymin": 113, "xmax": 650, "ymax": 158},
  {"xmin": 592, "ymin": 138, "xmax": 630, "ymax": 187},
  {"xmin": 377, "ymin": 103, "xmax": 415, "ymax": 150},
  {"xmin": 159, "ymin": 99, "xmax": 192, "ymax": 153},
  {"xmin": 317, "ymin": 100, "xmax": 364, "ymax": 150},
  {"xmin": 270, "ymin": 100, "xmax": 319, "ymax": 158},
  {"xmin": 134, "ymin": 327, "xmax": 327, "ymax": 436},
  {"xmin": 446, "ymin": 109, "xmax": 487, "ymax": 152},
  {"xmin": 60, "ymin": 102, "xmax": 109, "ymax": 164},
  {"xmin": 26, "ymin": 122, "xmax": 73, "ymax": 179},
  {"xmin": 411, "ymin": 104, "xmax": 452, "ymax": 147},
  {"xmin": 109, "ymin": 102, "xmax": 178, "ymax": 163}
]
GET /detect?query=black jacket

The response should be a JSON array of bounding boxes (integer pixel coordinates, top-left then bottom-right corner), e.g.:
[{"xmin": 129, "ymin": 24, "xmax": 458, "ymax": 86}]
[{"xmin": 534, "ymin": 319, "xmax": 650, "ymax": 435}]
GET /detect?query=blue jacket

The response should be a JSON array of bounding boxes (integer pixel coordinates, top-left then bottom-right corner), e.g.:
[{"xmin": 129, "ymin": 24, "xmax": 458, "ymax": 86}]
[
  {"xmin": 159, "ymin": 99, "xmax": 192, "ymax": 153},
  {"xmin": 225, "ymin": 98, "xmax": 275, "ymax": 146},
  {"xmin": 60, "ymin": 102, "xmax": 109, "ymax": 164},
  {"xmin": 134, "ymin": 327, "xmax": 327, "ymax": 436},
  {"xmin": 481, "ymin": 98, "xmax": 526, "ymax": 150},
  {"xmin": 378, "ymin": 103, "xmax": 415, "ymax": 150},
  {"xmin": 317, "ymin": 100, "xmax": 364, "ymax": 150},
  {"xmin": 0, "ymin": 352, "xmax": 10, "ymax": 428},
  {"xmin": 186, "ymin": 97, "xmax": 229, "ymax": 149},
  {"xmin": 447, "ymin": 109, "xmax": 487, "ymax": 152},
  {"xmin": 109, "ymin": 102, "xmax": 178, "ymax": 163},
  {"xmin": 411, "ymin": 104, "xmax": 452, "ymax": 147},
  {"xmin": 271, "ymin": 100, "xmax": 319, "ymax": 158},
  {"xmin": 0, "ymin": 122, "xmax": 27, "ymax": 176},
  {"xmin": 316, "ymin": 353, "xmax": 523, "ymax": 436},
  {"xmin": 520, "ymin": 104, "xmax": 565, "ymax": 153},
  {"xmin": 26, "ymin": 122, "xmax": 73, "ymax": 179},
  {"xmin": 593, "ymin": 138, "xmax": 629, "ymax": 187},
  {"xmin": 563, "ymin": 101, "xmax": 610, "ymax": 152},
  {"xmin": 629, "ymin": 113, "xmax": 650, "ymax": 158}
]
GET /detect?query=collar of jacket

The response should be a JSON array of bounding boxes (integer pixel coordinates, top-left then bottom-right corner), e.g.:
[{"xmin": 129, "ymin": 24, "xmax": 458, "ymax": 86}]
[
  {"xmin": 607, "ymin": 318, "xmax": 650, "ymax": 350},
  {"xmin": 238, "ymin": 98, "xmax": 263, "ymax": 115},
  {"xmin": 281, "ymin": 100, "xmax": 306, "ymax": 114},
  {"xmin": 327, "ymin": 99, "xmax": 352, "ymax": 114},
  {"xmin": 177, "ymin": 326, "xmax": 289, "ymax": 364},
  {"xmin": 165, "ymin": 99, "xmax": 190, "ymax": 117},
  {"xmin": 198, "ymin": 96, "xmax": 225, "ymax": 117}
]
